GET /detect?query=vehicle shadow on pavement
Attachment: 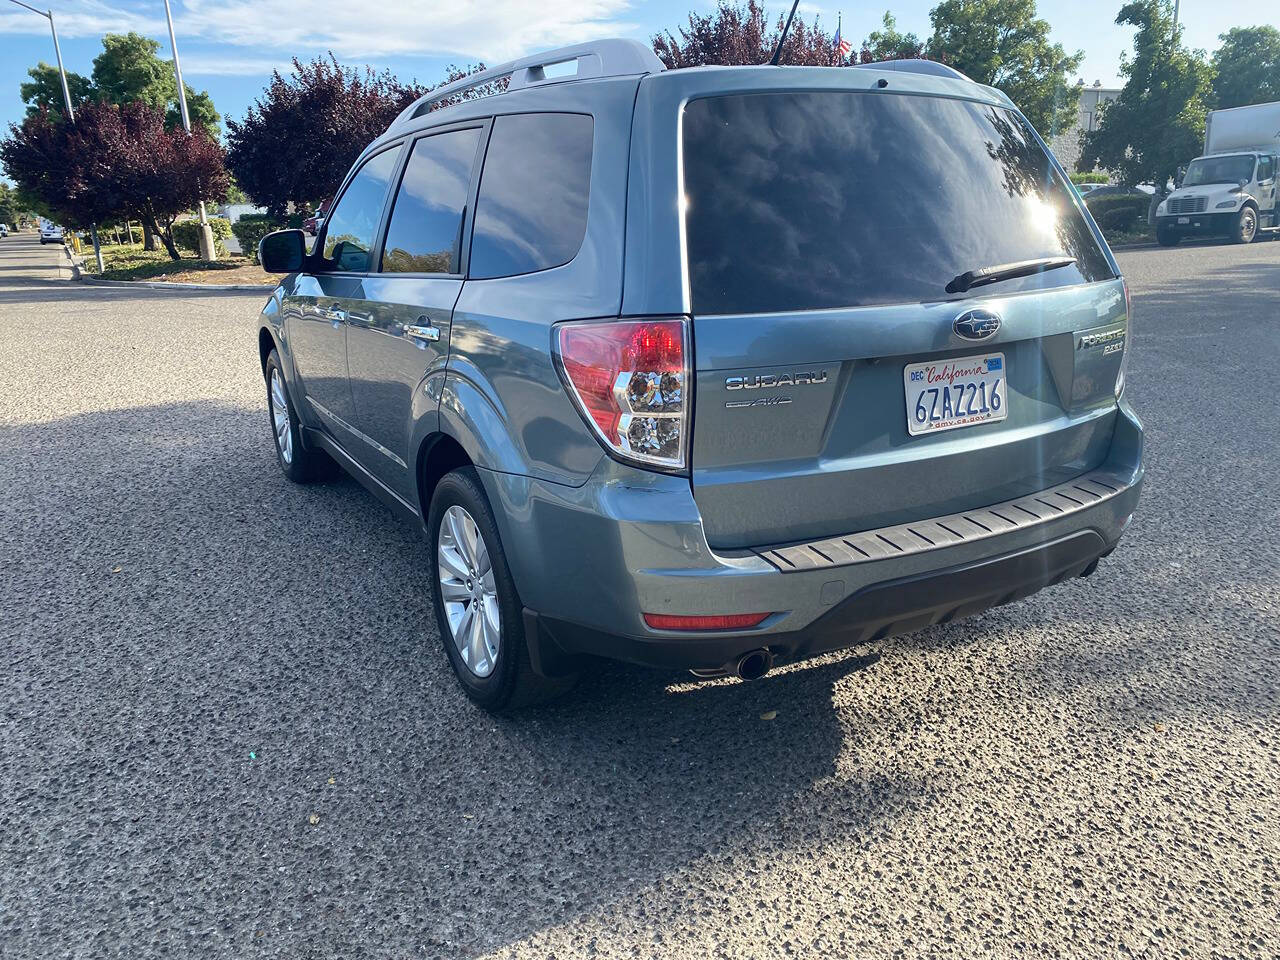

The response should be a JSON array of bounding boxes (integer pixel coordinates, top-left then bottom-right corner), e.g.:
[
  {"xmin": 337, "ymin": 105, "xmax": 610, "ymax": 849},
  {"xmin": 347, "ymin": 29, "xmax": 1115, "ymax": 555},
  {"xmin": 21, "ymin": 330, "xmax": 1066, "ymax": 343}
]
[{"xmin": 1, "ymin": 400, "xmax": 919, "ymax": 959}]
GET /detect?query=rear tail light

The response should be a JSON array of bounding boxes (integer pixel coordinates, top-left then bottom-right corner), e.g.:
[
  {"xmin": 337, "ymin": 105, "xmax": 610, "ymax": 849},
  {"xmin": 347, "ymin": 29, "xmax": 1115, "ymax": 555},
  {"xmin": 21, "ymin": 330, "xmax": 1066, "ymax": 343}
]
[
  {"xmin": 643, "ymin": 612, "xmax": 771, "ymax": 631},
  {"xmin": 555, "ymin": 318, "xmax": 690, "ymax": 471}
]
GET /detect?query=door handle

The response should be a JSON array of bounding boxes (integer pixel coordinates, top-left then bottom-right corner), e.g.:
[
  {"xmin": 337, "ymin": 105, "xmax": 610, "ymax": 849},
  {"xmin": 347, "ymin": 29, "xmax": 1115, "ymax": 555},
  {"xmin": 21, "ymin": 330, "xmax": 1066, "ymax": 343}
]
[
  {"xmin": 346, "ymin": 310, "xmax": 373, "ymax": 325},
  {"xmin": 310, "ymin": 305, "xmax": 346, "ymax": 325},
  {"xmin": 404, "ymin": 323, "xmax": 441, "ymax": 342}
]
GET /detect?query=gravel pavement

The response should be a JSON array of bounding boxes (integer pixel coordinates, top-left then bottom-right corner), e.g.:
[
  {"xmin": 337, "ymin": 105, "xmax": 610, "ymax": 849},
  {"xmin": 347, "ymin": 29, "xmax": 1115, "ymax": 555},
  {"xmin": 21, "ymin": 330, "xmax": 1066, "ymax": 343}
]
[{"xmin": 2, "ymin": 231, "xmax": 1278, "ymax": 959}]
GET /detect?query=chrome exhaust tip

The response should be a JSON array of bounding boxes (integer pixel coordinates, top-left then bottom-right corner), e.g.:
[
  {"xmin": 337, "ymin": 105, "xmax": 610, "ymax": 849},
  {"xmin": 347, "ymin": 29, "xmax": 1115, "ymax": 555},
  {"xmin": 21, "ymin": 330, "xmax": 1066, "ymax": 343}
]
[{"xmin": 734, "ymin": 648, "xmax": 773, "ymax": 682}]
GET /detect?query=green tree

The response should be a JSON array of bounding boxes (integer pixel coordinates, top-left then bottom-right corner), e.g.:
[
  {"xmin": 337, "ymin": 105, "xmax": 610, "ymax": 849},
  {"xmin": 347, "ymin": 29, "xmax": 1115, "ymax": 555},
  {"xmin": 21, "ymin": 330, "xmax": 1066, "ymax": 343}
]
[
  {"xmin": 926, "ymin": 0, "xmax": 1083, "ymax": 135},
  {"xmin": 0, "ymin": 182, "xmax": 19, "ymax": 225},
  {"xmin": 859, "ymin": 12, "xmax": 926, "ymax": 63},
  {"xmin": 1212, "ymin": 25, "xmax": 1280, "ymax": 108},
  {"xmin": 1079, "ymin": 0, "xmax": 1213, "ymax": 189},
  {"xmin": 90, "ymin": 31, "xmax": 220, "ymax": 136},
  {"xmin": 18, "ymin": 63, "xmax": 93, "ymax": 121}
]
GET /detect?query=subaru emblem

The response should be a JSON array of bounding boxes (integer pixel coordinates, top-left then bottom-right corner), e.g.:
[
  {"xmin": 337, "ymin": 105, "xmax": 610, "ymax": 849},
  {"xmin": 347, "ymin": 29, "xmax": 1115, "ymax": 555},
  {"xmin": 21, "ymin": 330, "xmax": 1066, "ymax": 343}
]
[{"xmin": 953, "ymin": 308, "xmax": 1001, "ymax": 341}]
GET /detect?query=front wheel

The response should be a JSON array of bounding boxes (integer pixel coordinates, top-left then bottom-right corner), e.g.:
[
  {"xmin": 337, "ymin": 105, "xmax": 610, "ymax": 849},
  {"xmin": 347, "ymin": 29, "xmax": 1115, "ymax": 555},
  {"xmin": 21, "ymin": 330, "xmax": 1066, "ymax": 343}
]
[
  {"xmin": 1232, "ymin": 205, "xmax": 1258, "ymax": 244},
  {"xmin": 264, "ymin": 349, "xmax": 329, "ymax": 483},
  {"xmin": 428, "ymin": 467, "xmax": 575, "ymax": 712},
  {"xmin": 1155, "ymin": 225, "xmax": 1180, "ymax": 247}
]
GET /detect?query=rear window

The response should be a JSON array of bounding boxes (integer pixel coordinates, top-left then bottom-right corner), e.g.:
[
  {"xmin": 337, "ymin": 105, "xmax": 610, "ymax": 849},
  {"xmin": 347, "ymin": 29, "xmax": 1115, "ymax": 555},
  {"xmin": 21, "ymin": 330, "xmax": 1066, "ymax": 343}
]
[
  {"xmin": 469, "ymin": 113, "xmax": 593, "ymax": 279},
  {"xmin": 682, "ymin": 92, "xmax": 1114, "ymax": 315}
]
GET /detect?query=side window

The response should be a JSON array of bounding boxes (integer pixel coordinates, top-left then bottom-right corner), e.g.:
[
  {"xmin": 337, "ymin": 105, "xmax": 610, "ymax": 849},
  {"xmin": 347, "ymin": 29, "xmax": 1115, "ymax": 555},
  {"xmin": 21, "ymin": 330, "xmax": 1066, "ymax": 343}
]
[
  {"xmin": 1259, "ymin": 156, "xmax": 1274, "ymax": 182},
  {"xmin": 380, "ymin": 127, "xmax": 482, "ymax": 274},
  {"xmin": 469, "ymin": 113, "xmax": 593, "ymax": 280},
  {"xmin": 321, "ymin": 147, "xmax": 400, "ymax": 272}
]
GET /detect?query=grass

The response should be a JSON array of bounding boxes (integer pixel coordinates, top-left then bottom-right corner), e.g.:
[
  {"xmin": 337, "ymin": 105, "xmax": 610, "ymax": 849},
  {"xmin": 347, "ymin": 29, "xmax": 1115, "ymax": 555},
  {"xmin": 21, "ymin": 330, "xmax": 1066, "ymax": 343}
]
[
  {"xmin": 1100, "ymin": 224, "xmax": 1155, "ymax": 247},
  {"xmin": 80, "ymin": 242, "xmax": 275, "ymax": 285}
]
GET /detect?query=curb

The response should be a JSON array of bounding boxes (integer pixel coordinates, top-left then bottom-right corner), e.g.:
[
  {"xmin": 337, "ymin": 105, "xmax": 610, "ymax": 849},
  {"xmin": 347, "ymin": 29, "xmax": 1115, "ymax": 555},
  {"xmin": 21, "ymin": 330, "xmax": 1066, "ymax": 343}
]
[
  {"xmin": 77, "ymin": 273, "xmax": 276, "ymax": 292},
  {"xmin": 65, "ymin": 244, "xmax": 274, "ymax": 293}
]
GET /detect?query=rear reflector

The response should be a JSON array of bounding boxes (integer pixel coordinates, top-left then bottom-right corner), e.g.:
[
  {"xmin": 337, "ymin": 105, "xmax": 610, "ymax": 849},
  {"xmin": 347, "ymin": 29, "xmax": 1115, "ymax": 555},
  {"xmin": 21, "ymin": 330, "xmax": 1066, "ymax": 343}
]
[{"xmin": 643, "ymin": 612, "xmax": 771, "ymax": 631}]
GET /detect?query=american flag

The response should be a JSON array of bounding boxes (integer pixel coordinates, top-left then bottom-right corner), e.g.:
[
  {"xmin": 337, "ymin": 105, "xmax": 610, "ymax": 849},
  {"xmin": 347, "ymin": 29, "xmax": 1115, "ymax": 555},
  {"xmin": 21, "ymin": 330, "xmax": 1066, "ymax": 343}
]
[{"xmin": 834, "ymin": 18, "xmax": 852, "ymax": 61}]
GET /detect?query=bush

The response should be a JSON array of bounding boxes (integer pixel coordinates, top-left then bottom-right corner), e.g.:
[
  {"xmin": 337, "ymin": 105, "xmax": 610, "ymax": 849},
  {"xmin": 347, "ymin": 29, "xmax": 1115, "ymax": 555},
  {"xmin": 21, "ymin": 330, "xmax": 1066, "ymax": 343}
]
[
  {"xmin": 1070, "ymin": 171, "xmax": 1110, "ymax": 185},
  {"xmin": 172, "ymin": 217, "xmax": 233, "ymax": 257},
  {"xmin": 1086, "ymin": 193, "xmax": 1150, "ymax": 226},
  {"xmin": 1097, "ymin": 206, "xmax": 1140, "ymax": 231},
  {"xmin": 1084, "ymin": 193, "xmax": 1153, "ymax": 241},
  {"xmin": 230, "ymin": 214, "xmax": 283, "ymax": 262}
]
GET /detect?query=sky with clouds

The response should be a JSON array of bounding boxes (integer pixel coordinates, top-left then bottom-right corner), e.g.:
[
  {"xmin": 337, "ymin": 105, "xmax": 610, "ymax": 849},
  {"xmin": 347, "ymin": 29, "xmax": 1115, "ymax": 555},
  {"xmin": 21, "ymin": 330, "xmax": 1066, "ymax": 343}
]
[{"xmin": 0, "ymin": 0, "xmax": 1267, "ymax": 140}]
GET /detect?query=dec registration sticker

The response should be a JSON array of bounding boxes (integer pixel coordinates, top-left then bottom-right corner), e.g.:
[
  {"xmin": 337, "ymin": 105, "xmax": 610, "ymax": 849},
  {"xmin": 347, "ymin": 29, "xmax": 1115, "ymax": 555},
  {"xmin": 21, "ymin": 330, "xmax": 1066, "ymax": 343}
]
[{"xmin": 904, "ymin": 353, "xmax": 1008, "ymax": 436}]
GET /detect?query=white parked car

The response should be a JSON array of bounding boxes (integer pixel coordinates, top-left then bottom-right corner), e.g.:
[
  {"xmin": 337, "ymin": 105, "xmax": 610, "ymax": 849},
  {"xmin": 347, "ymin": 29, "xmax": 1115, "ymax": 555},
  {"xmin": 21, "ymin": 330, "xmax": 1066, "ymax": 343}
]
[{"xmin": 39, "ymin": 223, "xmax": 65, "ymax": 245}]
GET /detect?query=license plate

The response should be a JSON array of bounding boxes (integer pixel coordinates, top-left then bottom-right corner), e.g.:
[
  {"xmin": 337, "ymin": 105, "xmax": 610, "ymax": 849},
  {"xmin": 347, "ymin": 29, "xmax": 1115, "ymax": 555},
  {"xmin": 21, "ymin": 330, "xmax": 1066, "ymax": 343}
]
[
  {"xmin": 904, "ymin": 353, "xmax": 1007, "ymax": 436},
  {"xmin": 1178, "ymin": 217, "xmax": 1190, "ymax": 224}
]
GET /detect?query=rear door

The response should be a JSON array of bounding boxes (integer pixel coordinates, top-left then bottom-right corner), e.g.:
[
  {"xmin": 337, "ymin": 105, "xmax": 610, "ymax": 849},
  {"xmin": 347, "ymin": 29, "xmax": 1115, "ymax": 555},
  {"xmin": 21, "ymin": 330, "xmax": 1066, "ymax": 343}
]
[
  {"xmin": 678, "ymin": 90, "xmax": 1126, "ymax": 549},
  {"xmin": 345, "ymin": 123, "xmax": 486, "ymax": 502}
]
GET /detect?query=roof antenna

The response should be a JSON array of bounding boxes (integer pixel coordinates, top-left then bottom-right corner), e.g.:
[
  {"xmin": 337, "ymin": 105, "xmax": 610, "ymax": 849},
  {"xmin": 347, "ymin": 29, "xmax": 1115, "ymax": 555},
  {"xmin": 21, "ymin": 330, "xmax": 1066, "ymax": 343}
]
[{"xmin": 769, "ymin": 0, "xmax": 802, "ymax": 65}]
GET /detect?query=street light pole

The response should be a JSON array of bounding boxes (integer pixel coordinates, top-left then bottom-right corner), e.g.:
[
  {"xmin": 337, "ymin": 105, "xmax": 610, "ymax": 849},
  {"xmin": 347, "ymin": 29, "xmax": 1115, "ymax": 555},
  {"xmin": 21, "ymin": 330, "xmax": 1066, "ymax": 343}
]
[
  {"xmin": 162, "ymin": 0, "xmax": 216, "ymax": 260},
  {"xmin": 5, "ymin": 0, "xmax": 105, "ymax": 271}
]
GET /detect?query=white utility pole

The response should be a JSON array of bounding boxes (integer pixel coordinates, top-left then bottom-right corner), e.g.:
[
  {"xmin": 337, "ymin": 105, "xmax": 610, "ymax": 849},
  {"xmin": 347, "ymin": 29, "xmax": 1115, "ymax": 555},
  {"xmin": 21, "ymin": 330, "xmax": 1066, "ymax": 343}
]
[
  {"xmin": 7, "ymin": 0, "xmax": 105, "ymax": 272},
  {"xmin": 162, "ymin": 0, "xmax": 217, "ymax": 260}
]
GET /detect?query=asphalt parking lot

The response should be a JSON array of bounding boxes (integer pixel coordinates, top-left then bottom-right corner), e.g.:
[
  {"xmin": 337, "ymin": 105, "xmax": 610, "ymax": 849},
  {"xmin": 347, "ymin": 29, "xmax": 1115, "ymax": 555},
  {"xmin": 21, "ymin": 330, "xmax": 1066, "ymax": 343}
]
[{"xmin": 2, "ymin": 232, "xmax": 1278, "ymax": 959}]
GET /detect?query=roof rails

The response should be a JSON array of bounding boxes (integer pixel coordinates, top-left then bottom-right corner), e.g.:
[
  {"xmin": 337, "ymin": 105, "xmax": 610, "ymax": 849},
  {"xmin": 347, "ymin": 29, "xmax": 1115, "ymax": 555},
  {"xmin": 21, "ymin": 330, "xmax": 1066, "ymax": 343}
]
[
  {"xmin": 389, "ymin": 38, "xmax": 666, "ymax": 132},
  {"xmin": 852, "ymin": 59, "xmax": 972, "ymax": 81}
]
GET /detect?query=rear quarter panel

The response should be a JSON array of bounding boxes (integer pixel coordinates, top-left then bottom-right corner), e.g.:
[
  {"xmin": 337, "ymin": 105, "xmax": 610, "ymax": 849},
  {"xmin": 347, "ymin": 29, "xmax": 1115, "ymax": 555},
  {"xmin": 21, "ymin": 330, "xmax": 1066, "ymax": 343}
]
[{"xmin": 443, "ymin": 77, "xmax": 639, "ymax": 487}]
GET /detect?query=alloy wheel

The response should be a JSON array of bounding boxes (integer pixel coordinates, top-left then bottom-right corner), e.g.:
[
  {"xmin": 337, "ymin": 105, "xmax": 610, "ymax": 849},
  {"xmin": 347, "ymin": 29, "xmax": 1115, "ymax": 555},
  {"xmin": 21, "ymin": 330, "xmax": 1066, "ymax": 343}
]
[
  {"xmin": 269, "ymin": 368, "xmax": 293, "ymax": 464},
  {"xmin": 437, "ymin": 504, "xmax": 500, "ymax": 678}
]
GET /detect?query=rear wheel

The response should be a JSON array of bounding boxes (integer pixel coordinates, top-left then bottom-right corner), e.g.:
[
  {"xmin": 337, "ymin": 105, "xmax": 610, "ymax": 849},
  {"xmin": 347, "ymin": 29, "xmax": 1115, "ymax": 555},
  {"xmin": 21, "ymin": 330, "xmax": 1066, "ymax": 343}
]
[
  {"xmin": 1232, "ymin": 205, "xmax": 1258, "ymax": 244},
  {"xmin": 1155, "ymin": 225, "xmax": 1180, "ymax": 247},
  {"xmin": 264, "ymin": 349, "xmax": 328, "ymax": 483},
  {"xmin": 428, "ymin": 467, "xmax": 575, "ymax": 712}
]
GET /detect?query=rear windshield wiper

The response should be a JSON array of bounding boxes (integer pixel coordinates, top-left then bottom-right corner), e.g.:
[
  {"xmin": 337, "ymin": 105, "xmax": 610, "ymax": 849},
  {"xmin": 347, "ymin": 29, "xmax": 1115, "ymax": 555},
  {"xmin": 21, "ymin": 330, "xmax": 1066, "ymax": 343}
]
[{"xmin": 945, "ymin": 256, "xmax": 1077, "ymax": 294}]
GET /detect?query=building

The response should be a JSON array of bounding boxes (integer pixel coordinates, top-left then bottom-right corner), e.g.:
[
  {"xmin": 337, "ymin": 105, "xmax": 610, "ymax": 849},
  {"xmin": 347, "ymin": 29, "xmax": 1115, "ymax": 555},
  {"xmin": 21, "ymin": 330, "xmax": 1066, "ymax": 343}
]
[{"xmin": 1049, "ymin": 82, "xmax": 1121, "ymax": 174}]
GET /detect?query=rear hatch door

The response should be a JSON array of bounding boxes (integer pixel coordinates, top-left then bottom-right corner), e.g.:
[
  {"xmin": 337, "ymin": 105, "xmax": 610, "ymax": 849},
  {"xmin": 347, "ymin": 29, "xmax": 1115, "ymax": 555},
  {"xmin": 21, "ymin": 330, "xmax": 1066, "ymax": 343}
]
[{"xmin": 680, "ymin": 89, "xmax": 1126, "ymax": 549}]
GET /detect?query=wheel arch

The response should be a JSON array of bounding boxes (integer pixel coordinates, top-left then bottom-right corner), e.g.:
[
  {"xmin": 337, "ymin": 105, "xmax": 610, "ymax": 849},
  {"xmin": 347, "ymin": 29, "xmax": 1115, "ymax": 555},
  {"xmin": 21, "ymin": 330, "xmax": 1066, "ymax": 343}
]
[
  {"xmin": 257, "ymin": 325, "xmax": 278, "ymax": 376},
  {"xmin": 416, "ymin": 432, "xmax": 474, "ymax": 523}
]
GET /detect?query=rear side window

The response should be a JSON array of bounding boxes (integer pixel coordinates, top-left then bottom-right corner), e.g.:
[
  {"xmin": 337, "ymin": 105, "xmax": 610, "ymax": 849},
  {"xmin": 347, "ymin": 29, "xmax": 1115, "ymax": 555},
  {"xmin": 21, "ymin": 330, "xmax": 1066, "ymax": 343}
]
[
  {"xmin": 381, "ymin": 127, "xmax": 482, "ymax": 274},
  {"xmin": 469, "ymin": 113, "xmax": 593, "ymax": 279},
  {"xmin": 322, "ymin": 147, "xmax": 400, "ymax": 272},
  {"xmin": 682, "ymin": 92, "xmax": 1115, "ymax": 314}
]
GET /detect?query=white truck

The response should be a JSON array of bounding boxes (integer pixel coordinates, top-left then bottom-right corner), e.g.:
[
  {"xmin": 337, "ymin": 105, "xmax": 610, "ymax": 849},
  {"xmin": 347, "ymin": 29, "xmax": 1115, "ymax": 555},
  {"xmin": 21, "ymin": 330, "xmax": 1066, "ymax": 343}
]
[{"xmin": 1154, "ymin": 100, "xmax": 1280, "ymax": 246}]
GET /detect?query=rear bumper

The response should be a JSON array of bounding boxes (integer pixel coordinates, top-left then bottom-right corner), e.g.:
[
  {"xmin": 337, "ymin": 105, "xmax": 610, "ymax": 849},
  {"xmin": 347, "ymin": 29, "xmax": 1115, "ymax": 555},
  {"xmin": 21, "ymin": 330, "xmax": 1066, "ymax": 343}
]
[
  {"xmin": 1156, "ymin": 212, "xmax": 1235, "ymax": 236},
  {"xmin": 481, "ymin": 402, "xmax": 1143, "ymax": 673},
  {"xmin": 527, "ymin": 527, "xmax": 1115, "ymax": 673}
]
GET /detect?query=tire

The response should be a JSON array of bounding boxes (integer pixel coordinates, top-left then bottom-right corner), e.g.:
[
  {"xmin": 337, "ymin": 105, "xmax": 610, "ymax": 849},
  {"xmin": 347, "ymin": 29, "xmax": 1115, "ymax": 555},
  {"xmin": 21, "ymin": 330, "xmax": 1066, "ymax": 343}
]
[
  {"xmin": 1232, "ymin": 205, "xmax": 1258, "ymax": 244},
  {"xmin": 428, "ymin": 467, "xmax": 576, "ymax": 712},
  {"xmin": 1155, "ymin": 226, "xmax": 1180, "ymax": 247},
  {"xmin": 264, "ymin": 348, "xmax": 328, "ymax": 483}
]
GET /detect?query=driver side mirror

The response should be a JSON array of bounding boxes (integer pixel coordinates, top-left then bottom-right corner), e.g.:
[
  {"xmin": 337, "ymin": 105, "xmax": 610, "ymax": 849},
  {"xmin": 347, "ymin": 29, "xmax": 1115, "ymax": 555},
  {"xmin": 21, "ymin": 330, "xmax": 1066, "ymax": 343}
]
[{"xmin": 258, "ymin": 229, "xmax": 307, "ymax": 274}]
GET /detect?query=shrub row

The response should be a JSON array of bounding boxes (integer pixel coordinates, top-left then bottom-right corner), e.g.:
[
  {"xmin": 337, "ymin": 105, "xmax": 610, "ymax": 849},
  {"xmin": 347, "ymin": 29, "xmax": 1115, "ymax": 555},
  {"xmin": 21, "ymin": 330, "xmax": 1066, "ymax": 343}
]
[
  {"xmin": 230, "ymin": 214, "xmax": 283, "ymax": 262},
  {"xmin": 1070, "ymin": 171, "xmax": 1110, "ymax": 185},
  {"xmin": 172, "ymin": 217, "xmax": 233, "ymax": 257},
  {"xmin": 1085, "ymin": 193, "xmax": 1151, "ymax": 232}
]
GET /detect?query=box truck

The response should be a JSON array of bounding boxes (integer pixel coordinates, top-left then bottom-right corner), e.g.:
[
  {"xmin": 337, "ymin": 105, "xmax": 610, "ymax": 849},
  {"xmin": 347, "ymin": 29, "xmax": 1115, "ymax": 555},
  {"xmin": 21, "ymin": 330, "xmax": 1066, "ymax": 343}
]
[{"xmin": 1154, "ymin": 100, "xmax": 1280, "ymax": 245}]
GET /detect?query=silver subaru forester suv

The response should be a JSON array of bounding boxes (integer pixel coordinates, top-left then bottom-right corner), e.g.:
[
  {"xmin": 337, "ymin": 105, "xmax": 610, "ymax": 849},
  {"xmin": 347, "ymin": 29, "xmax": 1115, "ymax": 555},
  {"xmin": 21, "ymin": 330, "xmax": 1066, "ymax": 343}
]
[{"xmin": 255, "ymin": 40, "xmax": 1142, "ymax": 711}]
